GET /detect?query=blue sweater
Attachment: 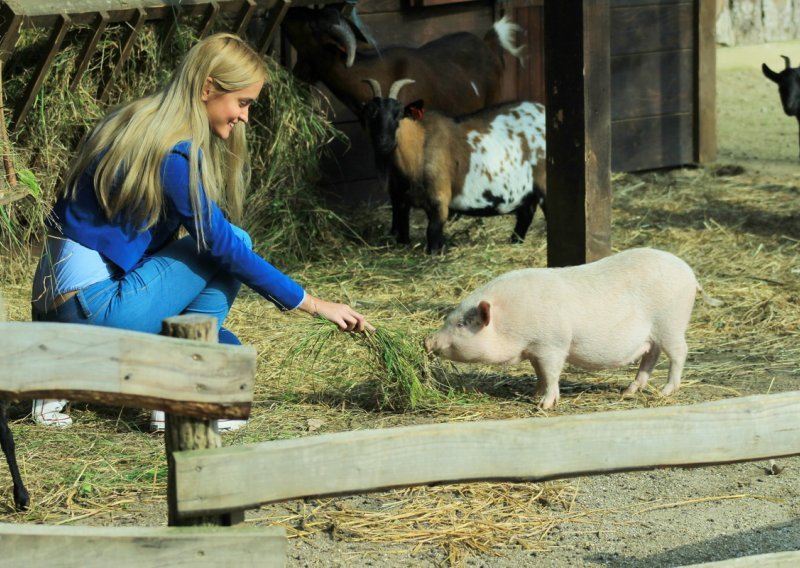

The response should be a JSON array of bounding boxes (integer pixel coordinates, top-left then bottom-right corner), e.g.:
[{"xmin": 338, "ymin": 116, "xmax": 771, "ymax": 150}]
[{"xmin": 50, "ymin": 141, "xmax": 305, "ymax": 311}]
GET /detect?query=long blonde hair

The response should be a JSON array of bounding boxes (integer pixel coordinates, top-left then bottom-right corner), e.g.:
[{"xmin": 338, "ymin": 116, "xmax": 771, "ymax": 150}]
[{"xmin": 64, "ymin": 33, "xmax": 267, "ymax": 243}]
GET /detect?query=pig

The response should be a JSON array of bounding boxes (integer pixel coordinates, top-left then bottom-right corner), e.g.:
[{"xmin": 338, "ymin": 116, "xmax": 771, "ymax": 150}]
[{"xmin": 424, "ymin": 248, "xmax": 722, "ymax": 409}]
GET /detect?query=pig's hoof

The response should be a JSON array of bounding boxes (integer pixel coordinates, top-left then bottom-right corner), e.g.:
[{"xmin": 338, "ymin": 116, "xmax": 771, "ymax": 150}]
[
  {"xmin": 622, "ymin": 384, "xmax": 640, "ymax": 396},
  {"xmin": 660, "ymin": 384, "xmax": 677, "ymax": 396},
  {"xmin": 538, "ymin": 393, "xmax": 559, "ymax": 410}
]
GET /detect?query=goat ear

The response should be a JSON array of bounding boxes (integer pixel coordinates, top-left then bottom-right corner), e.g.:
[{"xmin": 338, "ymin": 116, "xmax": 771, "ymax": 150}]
[
  {"xmin": 404, "ymin": 99, "xmax": 425, "ymax": 120},
  {"xmin": 477, "ymin": 301, "xmax": 491, "ymax": 328},
  {"xmin": 763, "ymin": 63, "xmax": 781, "ymax": 83}
]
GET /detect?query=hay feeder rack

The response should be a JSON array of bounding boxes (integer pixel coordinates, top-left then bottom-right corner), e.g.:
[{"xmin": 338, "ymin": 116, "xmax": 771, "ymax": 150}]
[{"xmin": 0, "ymin": 0, "xmax": 294, "ymax": 132}]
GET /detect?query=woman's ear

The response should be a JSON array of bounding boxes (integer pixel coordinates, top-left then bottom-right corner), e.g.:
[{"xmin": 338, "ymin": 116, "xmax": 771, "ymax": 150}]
[{"xmin": 201, "ymin": 77, "xmax": 214, "ymax": 102}]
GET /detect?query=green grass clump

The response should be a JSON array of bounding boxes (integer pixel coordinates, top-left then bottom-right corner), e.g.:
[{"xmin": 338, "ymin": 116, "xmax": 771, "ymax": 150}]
[{"xmin": 286, "ymin": 318, "xmax": 451, "ymax": 412}]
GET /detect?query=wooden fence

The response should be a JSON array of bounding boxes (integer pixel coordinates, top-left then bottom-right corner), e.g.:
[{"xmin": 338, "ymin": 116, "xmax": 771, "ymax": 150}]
[{"xmin": 2, "ymin": 315, "xmax": 800, "ymax": 565}]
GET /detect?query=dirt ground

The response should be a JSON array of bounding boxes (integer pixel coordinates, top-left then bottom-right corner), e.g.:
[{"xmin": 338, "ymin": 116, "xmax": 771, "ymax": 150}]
[
  {"xmin": 4, "ymin": 41, "xmax": 800, "ymax": 567},
  {"xmin": 270, "ymin": 42, "xmax": 800, "ymax": 568}
]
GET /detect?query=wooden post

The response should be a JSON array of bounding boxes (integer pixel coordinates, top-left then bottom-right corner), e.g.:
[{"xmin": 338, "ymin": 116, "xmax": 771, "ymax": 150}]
[
  {"xmin": 544, "ymin": 0, "xmax": 611, "ymax": 267},
  {"xmin": 695, "ymin": 0, "xmax": 717, "ymax": 163},
  {"xmin": 162, "ymin": 314, "xmax": 244, "ymax": 527}
]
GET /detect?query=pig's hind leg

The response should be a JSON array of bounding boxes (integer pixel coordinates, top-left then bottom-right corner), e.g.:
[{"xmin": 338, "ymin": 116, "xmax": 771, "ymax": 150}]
[
  {"xmin": 623, "ymin": 344, "xmax": 661, "ymax": 396},
  {"xmin": 530, "ymin": 356, "xmax": 566, "ymax": 410},
  {"xmin": 659, "ymin": 335, "xmax": 688, "ymax": 396}
]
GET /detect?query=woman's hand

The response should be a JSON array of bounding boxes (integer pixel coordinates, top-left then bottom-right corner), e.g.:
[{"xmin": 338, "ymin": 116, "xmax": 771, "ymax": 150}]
[{"xmin": 300, "ymin": 294, "xmax": 375, "ymax": 333}]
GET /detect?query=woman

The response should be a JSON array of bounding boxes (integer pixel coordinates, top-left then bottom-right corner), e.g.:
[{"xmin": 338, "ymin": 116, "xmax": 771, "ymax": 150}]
[{"xmin": 31, "ymin": 33, "xmax": 373, "ymax": 431}]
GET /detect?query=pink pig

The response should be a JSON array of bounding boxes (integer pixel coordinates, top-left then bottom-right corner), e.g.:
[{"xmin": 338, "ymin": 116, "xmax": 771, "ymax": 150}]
[{"xmin": 424, "ymin": 248, "xmax": 721, "ymax": 409}]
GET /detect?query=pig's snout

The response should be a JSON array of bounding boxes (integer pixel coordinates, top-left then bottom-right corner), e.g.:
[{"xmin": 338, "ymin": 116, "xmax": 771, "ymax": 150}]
[{"xmin": 424, "ymin": 334, "xmax": 445, "ymax": 355}]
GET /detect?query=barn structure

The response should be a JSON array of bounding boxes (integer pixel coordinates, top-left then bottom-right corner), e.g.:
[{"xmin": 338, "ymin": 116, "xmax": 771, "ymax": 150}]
[{"xmin": 0, "ymin": 0, "xmax": 716, "ymax": 266}]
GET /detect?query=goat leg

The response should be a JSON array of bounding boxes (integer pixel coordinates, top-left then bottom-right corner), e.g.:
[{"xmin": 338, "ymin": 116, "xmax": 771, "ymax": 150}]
[
  {"xmin": 424, "ymin": 199, "xmax": 448, "ymax": 254},
  {"xmin": 0, "ymin": 402, "xmax": 29, "ymax": 511},
  {"xmin": 388, "ymin": 176, "xmax": 411, "ymax": 244}
]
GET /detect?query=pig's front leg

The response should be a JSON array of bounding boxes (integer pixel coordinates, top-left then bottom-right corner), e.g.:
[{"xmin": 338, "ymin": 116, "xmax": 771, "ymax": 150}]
[
  {"xmin": 530, "ymin": 355, "xmax": 565, "ymax": 410},
  {"xmin": 624, "ymin": 344, "xmax": 661, "ymax": 395}
]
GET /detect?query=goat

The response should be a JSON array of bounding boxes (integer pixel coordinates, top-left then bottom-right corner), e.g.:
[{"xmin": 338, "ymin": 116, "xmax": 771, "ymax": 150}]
[
  {"xmin": 763, "ymin": 55, "xmax": 800, "ymax": 158},
  {"xmin": 282, "ymin": 7, "xmax": 524, "ymax": 116},
  {"xmin": 0, "ymin": 298, "xmax": 29, "ymax": 511},
  {"xmin": 359, "ymin": 78, "xmax": 546, "ymax": 254}
]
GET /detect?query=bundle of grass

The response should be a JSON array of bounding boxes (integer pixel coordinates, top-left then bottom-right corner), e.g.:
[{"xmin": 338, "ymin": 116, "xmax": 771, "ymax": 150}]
[{"xmin": 286, "ymin": 318, "xmax": 452, "ymax": 412}]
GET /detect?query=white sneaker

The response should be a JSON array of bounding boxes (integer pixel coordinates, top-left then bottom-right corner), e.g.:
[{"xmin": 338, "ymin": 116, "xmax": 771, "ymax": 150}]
[
  {"xmin": 150, "ymin": 410, "xmax": 165, "ymax": 433},
  {"xmin": 217, "ymin": 419, "xmax": 247, "ymax": 432},
  {"xmin": 150, "ymin": 411, "xmax": 246, "ymax": 433},
  {"xmin": 32, "ymin": 399, "xmax": 72, "ymax": 428}
]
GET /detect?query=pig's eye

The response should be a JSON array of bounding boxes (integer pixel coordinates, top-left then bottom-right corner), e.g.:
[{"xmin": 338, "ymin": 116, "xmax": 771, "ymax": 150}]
[{"xmin": 456, "ymin": 320, "xmax": 465, "ymax": 329}]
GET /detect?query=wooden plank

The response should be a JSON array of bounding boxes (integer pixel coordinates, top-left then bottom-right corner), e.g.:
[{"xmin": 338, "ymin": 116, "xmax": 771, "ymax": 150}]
[
  {"xmin": 174, "ymin": 392, "xmax": 800, "ymax": 516},
  {"xmin": 544, "ymin": 0, "xmax": 611, "ymax": 267},
  {"xmin": 11, "ymin": 13, "xmax": 71, "ymax": 130},
  {"xmin": 610, "ymin": 3, "xmax": 693, "ymax": 56},
  {"xmin": 70, "ymin": 11, "xmax": 110, "ymax": 90},
  {"xmin": 97, "ymin": 7, "xmax": 146, "ymax": 103},
  {"xmin": 0, "ymin": 7, "xmax": 23, "ymax": 63},
  {"xmin": 0, "ymin": 524, "xmax": 286, "ymax": 567},
  {"xmin": 611, "ymin": 50, "xmax": 694, "ymax": 121},
  {"xmin": 196, "ymin": 0, "xmax": 220, "ymax": 39},
  {"xmin": 256, "ymin": 0, "xmax": 290, "ymax": 55},
  {"xmin": 695, "ymin": 0, "xmax": 716, "ymax": 163},
  {"xmin": 681, "ymin": 550, "xmax": 800, "ymax": 567},
  {"xmin": 5, "ymin": 0, "xmax": 275, "ymax": 18},
  {"xmin": 0, "ymin": 322, "xmax": 256, "ymax": 419},
  {"xmin": 233, "ymin": 0, "xmax": 257, "ymax": 35},
  {"xmin": 611, "ymin": 113, "xmax": 694, "ymax": 172}
]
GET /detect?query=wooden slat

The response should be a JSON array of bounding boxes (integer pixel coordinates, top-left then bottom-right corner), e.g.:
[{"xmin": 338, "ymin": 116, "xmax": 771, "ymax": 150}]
[
  {"xmin": 611, "ymin": 50, "xmax": 694, "ymax": 121},
  {"xmin": 0, "ymin": 322, "xmax": 256, "ymax": 419},
  {"xmin": 70, "ymin": 11, "xmax": 109, "ymax": 90},
  {"xmin": 544, "ymin": 0, "xmax": 611, "ymax": 267},
  {"xmin": 681, "ymin": 550, "xmax": 800, "ymax": 567},
  {"xmin": 196, "ymin": 0, "xmax": 220, "ymax": 40},
  {"xmin": 0, "ymin": 524, "xmax": 286, "ymax": 567},
  {"xmin": 695, "ymin": 0, "xmax": 716, "ymax": 163},
  {"xmin": 0, "ymin": 7, "xmax": 23, "ymax": 63},
  {"xmin": 256, "ymin": 0, "xmax": 291, "ymax": 55},
  {"xmin": 611, "ymin": 113, "xmax": 694, "ymax": 172},
  {"xmin": 11, "ymin": 13, "xmax": 71, "ymax": 130},
  {"xmin": 174, "ymin": 392, "xmax": 800, "ymax": 516},
  {"xmin": 234, "ymin": 0, "xmax": 257, "ymax": 35},
  {"xmin": 97, "ymin": 7, "xmax": 146, "ymax": 102},
  {"xmin": 610, "ymin": 3, "xmax": 693, "ymax": 55}
]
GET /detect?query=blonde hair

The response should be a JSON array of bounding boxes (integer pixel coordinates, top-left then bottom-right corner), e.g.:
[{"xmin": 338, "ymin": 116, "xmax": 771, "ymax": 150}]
[{"xmin": 64, "ymin": 33, "xmax": 267, "ymax": 243}]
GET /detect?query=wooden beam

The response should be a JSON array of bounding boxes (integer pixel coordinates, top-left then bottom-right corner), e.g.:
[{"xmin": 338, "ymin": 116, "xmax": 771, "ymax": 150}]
[
  {"xmin": 174, "ymin": 391, "xmax": 800, "ymax": 516},
  {"xmin": 256, "ymin": 0, "xmax": 290, "ymax": 56},
  {"xmin": 234, "ymin": 0, "xmax": 257, "ymax": 36},
  {"xmin": 70, "ymin": 11, "xmax": 109, "ymax": 91},
  {"xmin": 197, "ymin": 0, "xmax": 220, "ymax": 40},
  {"xmin": 97, "ymin": 7, "xmax": 146, "ymax": 103},
  {"xmin": 0, "ymin": 524, "xmax": 286, "ymax": 567},
  {"xmin": 681, "ymin": 550, "xmax": 800, "ymax": 567},
  {"xmin": 544, "ymin": 0, "xmax": 611, "ymax": 267},
  {"xmin": 695, "ymin": 0, "xmax": 716, "ymax": 163},
  {"xmin": 11, "ymin": 13, "xmax": 71, "ymax": 130},
  {"xmin": 0, "ymin": 6, "xmax": 23, "ymax": 63},
  {"xmin": 0, "ymin": 322, "xmax": 256, "ymax": 419}
]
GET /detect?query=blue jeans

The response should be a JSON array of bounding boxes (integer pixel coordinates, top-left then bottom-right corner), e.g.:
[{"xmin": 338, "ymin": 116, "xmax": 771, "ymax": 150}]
[{"xmin": 32, "ymin": 227, "xmax": 252, "ymax": 345}]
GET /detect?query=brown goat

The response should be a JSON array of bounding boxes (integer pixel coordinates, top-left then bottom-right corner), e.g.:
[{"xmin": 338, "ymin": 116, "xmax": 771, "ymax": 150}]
[{"xmin": 282, "ymin": 7, "xmax": 524, "ymax": 116}]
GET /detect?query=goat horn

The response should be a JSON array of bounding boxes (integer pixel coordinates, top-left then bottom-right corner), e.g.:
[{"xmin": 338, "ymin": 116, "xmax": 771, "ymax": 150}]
[
  {"xmin": 388, "ymin": 79, "xmax": 415, "ymax": 100},
  {"xmin": 329, "ymin": 22, "xmax": 357, "ymax": 68},
  {"xmin": 783, "ymin": 55, "xmax": 792, "ymax": 69},
  {"xmin": 362, "ymin": 78, "xmax": 382, "ymax": 98}
]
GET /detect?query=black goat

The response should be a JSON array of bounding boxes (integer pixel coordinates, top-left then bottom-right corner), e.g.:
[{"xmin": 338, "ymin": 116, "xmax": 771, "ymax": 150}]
[
  {"xmin": 0, "ymin": 298, "xmax": 29, "ymax": 511},
  {"xmin": 763, "ymin": 55, "xmax": 800, "ymax": 158},
  {"xmin": 0, "ymin": 401, "xmax": 29, "ymax": 511}
]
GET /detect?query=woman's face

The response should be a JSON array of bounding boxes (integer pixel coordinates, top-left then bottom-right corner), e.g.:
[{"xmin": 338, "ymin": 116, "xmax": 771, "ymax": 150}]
[{"xmin": 202, "ymin": 79, "xmax": 264, "ymax": 139}]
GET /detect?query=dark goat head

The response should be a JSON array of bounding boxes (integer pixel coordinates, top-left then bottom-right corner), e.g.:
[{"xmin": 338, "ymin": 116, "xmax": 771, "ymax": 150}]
[
  {"xmin": 283, "ymin": 7, "xmax": 357, "ymax": 72},
  {"xmin": 763, "ymin": 55, "xmax": 800, "ymax": 117},
  {"xmin": 358, "ymin": 78, "xmax": 420, "ymax": 157}
]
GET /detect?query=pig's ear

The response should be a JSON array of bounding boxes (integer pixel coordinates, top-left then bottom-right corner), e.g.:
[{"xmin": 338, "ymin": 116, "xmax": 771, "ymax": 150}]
[{"xmin": 477, "ymin": 301, "xmax": 491, "ymax": 327}]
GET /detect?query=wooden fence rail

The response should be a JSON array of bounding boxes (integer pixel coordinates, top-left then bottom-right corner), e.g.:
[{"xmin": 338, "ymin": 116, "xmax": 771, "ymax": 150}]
[{"xmin": 173, "ymin": 391, "xmax": 800, "ymax": 516}]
